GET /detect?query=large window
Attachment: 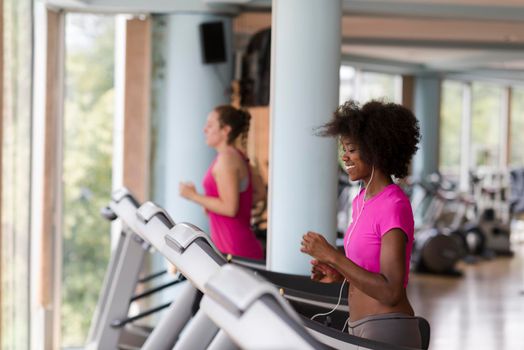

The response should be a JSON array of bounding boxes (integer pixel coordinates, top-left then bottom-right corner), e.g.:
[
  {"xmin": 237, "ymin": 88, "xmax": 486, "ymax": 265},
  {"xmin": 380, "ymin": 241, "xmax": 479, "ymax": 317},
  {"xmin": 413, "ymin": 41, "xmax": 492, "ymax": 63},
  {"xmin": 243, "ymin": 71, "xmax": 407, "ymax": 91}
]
[
  {"xmin": 61, "ymin": 14, "xmax": 115, "ymax": 347},
  {"xmin": 440, "ymin": 80, "xmax": 521, "ymax": 189},
  {"xmin": 471, "ymin": 82, "xmax": 503, "ymax": 168},
  {"xmin": 510, "ymin": 87, "xmax": 524, "ymax": 167},
  {"xmin": 356, "ymin": 71, "xmax": 400, "ymax": 103},
  {"xmin": 339, "ymin": 66, "xmax": 401, "ymax": 104},
  {"xmin": 439, "ymin": 80, "xmax": 464, "ymax": 175},
  {"xmin": 1, "ymin": 0, "xmax": 32, "ymax": 348}
]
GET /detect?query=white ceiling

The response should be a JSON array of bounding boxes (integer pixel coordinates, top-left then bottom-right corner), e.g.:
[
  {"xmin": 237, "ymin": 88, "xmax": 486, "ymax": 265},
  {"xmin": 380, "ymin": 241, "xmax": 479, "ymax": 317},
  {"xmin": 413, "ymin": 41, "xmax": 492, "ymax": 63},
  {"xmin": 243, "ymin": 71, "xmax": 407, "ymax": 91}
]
[
  {"xmin": 234, "ymin": 5, "xmax": 524, "ymax": 81},
  {"xmin": 47, "ymin": 0, "xmax": 524, "ymax": 82}
]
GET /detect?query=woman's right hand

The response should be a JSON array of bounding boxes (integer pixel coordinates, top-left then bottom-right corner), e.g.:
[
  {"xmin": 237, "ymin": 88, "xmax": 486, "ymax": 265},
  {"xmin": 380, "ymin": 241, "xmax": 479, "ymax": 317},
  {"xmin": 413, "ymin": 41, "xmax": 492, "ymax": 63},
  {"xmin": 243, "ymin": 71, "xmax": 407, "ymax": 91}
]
[
  {"xmin": 310, "ymin": 259, "xmax": 344, "ymax": 283},
  {"xmin": 179, "ymin": 182, "xmax": 197, "ymax": 200}
]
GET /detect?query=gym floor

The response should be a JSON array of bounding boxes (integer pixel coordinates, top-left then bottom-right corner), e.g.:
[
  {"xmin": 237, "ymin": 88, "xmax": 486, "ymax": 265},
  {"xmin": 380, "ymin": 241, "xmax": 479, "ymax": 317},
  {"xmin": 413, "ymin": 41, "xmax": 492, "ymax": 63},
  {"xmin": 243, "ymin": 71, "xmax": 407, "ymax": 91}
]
[{"xmin": 407, "ymin": 226, "xmax": 524, "ymax": 350}]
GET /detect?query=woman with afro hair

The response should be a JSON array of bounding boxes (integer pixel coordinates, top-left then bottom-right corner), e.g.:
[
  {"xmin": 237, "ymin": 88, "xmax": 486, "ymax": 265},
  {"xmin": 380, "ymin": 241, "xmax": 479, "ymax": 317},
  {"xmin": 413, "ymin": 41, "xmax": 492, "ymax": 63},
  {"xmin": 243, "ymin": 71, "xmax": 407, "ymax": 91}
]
[{"xmin": 301, "ymin": 100, "xmax": 422, "ymax": 348}]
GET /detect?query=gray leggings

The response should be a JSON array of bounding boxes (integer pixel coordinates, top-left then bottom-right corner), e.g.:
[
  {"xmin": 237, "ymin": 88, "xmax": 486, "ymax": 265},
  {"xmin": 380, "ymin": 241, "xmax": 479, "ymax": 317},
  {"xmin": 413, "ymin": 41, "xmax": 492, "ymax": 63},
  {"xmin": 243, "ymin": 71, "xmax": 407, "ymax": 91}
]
[{"xmin": 348, "ymin": 313, "xmax": 422, "ymax": 349}]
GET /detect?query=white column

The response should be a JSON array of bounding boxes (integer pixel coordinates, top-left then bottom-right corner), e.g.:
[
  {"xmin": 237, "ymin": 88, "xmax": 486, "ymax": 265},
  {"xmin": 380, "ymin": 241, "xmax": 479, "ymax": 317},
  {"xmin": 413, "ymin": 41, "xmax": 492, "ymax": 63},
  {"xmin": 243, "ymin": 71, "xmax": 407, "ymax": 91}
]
[
  {"xmin": 413, "ymin": 75, "xmax": 441, "ymax": 179},
  {"xmin": 151, "ymin": 13, "xmax": 234, "ymax": 231},
  {"xmin": 267, "ymin": 0, "xmax": 342, "ymax": 274}
]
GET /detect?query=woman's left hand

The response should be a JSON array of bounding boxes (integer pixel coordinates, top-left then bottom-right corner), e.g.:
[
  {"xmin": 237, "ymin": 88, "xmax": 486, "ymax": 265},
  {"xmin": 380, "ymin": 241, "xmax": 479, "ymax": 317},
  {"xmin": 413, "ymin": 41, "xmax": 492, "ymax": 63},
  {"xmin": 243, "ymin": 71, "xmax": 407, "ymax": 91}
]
[
  {"xmin": 179, "ymin": 182, "xmax": 197, "ymax": 200},
  {"xmin": 300, "ymin": 231, "xmax": 338, "ymax": 263}
]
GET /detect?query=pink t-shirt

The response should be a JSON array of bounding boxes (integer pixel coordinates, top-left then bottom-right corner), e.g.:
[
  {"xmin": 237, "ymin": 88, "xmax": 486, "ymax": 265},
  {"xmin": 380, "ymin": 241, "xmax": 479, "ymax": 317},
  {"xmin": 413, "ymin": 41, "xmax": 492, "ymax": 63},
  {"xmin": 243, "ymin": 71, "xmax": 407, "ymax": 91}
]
[{"xmin": 343, "ymin": 184, "xmax": 414, "ymax": 287}]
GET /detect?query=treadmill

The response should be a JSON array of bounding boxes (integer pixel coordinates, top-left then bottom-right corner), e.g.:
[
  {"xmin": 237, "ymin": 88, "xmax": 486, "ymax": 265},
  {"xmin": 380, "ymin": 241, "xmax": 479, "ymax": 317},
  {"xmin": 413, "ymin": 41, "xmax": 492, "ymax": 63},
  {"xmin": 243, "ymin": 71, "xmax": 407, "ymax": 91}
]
[
  {"xmin": 101, "ymin": 187, "xmax": 428, "ymax": 349},
  {"xmin": 127, "ymin": 193, "xmax": 423, "ymax": 349}
]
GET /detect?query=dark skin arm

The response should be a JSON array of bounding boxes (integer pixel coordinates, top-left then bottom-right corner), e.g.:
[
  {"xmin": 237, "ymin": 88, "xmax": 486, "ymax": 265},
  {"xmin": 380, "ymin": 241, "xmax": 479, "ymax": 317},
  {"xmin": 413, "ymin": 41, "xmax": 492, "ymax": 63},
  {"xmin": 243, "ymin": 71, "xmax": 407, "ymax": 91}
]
[
  {"xmin": 301, "ymin": 229, "xmax": 407, "ymax": 306},
  {"xmin": 310, "ymin": 259, "xmax": 345, "ymax": 283}
]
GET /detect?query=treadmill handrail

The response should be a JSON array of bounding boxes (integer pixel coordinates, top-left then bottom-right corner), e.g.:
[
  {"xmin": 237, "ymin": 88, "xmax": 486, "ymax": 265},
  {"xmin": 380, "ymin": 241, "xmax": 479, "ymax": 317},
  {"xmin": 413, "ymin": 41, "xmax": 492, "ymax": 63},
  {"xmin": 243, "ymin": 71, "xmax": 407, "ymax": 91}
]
[
  {"xmin": 252, "ymin": 268, "xmax": 349, "ymax": 306},
  {"xmin": 136, "ymin": 201, "xmax": 175, "ymax": 227},
  {"xmin": 164, "ymin": 222, "xmax": 210, "ymax": 253},
  {"xmin": 200, "ymin": 265, "xmax": 327, "ymax": 350},
  {"xmin": 111, "ymin": 187, "xmax": 140, "ymax": 207},
  {"xmin": 204, "ymin": 264, "xmax": 303, "ymax": 324}
]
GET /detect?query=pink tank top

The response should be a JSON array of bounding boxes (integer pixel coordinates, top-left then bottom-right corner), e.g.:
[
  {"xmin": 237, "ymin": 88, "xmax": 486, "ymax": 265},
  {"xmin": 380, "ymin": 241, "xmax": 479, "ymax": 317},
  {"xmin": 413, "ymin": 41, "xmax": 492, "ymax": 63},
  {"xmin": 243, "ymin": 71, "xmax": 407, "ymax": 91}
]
[
  {"xmin": 203, "ymin": 149, "xmax": 264, "ymax": 260},
  {"xmin": 343, "ymin": 184, "xmax": 414, "ymax": 287}
]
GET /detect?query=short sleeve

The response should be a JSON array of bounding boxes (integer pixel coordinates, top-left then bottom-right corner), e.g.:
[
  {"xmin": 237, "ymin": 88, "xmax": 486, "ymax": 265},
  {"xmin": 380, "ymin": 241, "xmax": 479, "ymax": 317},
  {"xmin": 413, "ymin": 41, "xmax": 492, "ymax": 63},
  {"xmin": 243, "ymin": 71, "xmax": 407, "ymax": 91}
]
[{"xmin": 377, "ymin": 199, "xmax": 414, "ymax": 241}]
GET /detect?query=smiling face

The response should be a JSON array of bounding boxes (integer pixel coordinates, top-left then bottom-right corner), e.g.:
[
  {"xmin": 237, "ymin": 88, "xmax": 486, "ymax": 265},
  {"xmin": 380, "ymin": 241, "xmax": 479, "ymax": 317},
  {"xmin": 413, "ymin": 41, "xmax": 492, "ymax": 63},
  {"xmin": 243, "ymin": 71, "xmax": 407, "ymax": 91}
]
[
  {"xmin": 340, "ymin": 137, "xmax": 372, "ymax": 182},
  {"xmin": 204, "ymin": 110, "xmax": 230, "ymax": 148}
]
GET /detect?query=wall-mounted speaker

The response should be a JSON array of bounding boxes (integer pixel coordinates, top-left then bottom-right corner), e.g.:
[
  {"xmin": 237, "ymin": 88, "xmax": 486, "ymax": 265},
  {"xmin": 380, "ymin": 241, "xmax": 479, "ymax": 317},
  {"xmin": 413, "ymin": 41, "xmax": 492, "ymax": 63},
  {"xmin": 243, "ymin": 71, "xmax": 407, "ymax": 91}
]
[{"xmin": 200, "ymin": 21, "xmax": 226, "ymax": 64}]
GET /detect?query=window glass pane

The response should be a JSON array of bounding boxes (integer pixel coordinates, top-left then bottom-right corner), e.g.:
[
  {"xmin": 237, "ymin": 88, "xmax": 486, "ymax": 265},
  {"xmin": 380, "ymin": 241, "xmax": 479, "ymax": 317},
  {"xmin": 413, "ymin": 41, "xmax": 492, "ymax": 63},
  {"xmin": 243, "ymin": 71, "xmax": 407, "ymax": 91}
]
[
  {"xmin": 339, "ymin": 65, "xmax": 356, "ymax": 104},
  {"xmin": 339, "ymin": 67, "xmax": 401, "ymax": 105},
  {"xmin": 1, "ymin": 0, "xmax": 32, "ymax": 348},
  {"xmin": 357, "ymin": 71, "xmax": 399, "ymax": 103},
  {"xmin": 471, "ymin": 83, "xmax": 502, "ymax": 168},
  {"xmin": 62, "ymin": 14, "xmax": 115, "ymax": 347},
  {"xmin": 510, "ymin": 87, "xmax": 524, "ymax": 167},
  {"xmin": 439, "ymin": 80, "xmax": 463, "ymax": 175}
]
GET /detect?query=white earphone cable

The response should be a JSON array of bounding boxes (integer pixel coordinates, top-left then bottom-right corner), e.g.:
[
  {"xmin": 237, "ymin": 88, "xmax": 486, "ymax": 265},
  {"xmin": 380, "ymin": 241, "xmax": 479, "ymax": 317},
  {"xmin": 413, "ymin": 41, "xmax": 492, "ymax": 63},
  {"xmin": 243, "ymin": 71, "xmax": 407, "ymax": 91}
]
[
  {"xmin": 310, "ymin": 278, "xmax": 347, "ymax": 321},
  {"xmin": 310, "ymin": 167, "xmax": 375, "ymax": 329}
]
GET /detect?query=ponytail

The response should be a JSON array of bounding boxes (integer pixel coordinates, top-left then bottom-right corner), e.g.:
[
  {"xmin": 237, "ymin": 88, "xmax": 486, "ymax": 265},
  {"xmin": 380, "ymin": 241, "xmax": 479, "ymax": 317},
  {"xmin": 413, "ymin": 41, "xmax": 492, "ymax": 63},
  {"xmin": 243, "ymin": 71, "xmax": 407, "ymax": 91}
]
[{"xmin": 215, "ymin": 105, "xmax": 251, "ymax": 145}]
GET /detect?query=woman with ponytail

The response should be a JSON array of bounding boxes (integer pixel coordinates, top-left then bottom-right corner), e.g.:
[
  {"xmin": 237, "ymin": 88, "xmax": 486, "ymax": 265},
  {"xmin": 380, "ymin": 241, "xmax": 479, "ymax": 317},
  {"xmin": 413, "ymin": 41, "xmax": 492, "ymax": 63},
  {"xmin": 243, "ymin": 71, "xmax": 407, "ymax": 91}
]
[{"xmin": 179, "ymin": 105, "xmax": 264, "ymax": 260}]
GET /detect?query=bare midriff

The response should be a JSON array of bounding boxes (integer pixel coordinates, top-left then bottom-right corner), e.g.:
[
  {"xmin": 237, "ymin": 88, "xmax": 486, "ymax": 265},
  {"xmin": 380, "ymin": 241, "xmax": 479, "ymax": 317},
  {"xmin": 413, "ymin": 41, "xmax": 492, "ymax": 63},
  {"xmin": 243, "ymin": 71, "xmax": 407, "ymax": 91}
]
[{"xmin": 348, "ymin": 284, "xmax": 414, "ymax": 322}]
